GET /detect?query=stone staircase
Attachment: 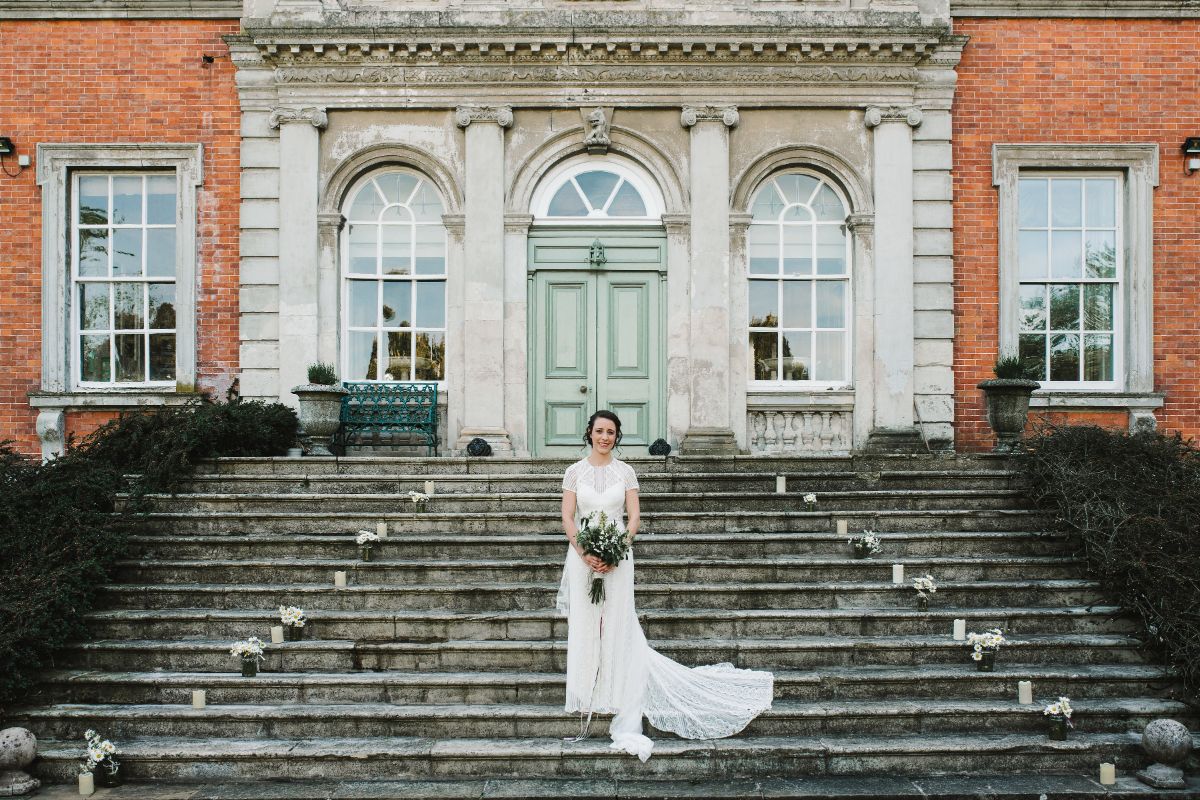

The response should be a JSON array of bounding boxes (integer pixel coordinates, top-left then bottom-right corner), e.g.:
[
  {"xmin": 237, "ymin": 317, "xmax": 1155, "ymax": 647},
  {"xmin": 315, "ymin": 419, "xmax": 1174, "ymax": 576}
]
[{"xmin": 11, "ymin": 454, "xmax": 1199, "ymax": 795}]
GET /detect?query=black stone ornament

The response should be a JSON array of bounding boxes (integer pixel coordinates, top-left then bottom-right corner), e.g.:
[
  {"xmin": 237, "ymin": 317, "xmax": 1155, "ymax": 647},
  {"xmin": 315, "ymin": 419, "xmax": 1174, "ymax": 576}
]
[
  {"xmin": 649, "ymin": 438, "xmax": 672, "ymax": 457},
  {"xmin": 466, "ymin": 437, "xmax": 493, "ymax": 457}
]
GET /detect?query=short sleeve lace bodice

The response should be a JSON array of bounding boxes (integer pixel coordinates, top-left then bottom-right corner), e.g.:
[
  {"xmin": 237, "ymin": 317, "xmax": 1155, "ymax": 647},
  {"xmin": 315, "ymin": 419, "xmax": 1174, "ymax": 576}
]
[{"xmin": 561, "ymin": 458, "xmax": 639, "ymax": 495}]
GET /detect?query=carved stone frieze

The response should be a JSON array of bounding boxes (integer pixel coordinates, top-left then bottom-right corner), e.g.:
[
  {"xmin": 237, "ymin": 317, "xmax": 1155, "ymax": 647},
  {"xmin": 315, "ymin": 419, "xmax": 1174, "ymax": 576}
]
[
  {"xmin": 454, "ymin": 105, "xmax": 514, "ymax": 128},
  {"xmin": 680, "ymin": 105, "xmax": 740, "ymax": 128},
  {"xmin": 267, "ymin": 106, "xmax": 329, "ymax": 129},
  {"xmin": 864, "ymin": 105, "xmax": 923, "ymax": 128}
]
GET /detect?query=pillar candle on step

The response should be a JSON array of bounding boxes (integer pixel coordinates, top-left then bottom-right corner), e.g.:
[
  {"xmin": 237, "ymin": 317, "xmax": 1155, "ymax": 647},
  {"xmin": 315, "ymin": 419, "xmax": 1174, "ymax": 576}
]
[
  {"xmin": 953, "ymin": 619, "xmax": 966, "ymax": 640},
  {"xmin": 775, "ymin": 475, "xmax": 786, "ymax": 494},
  {"xmin": 192, "ymin": 689, "xmax": 206, "ymax": 709},
  {"xmin": 78, "ymin": 773, "xmax": 94, "ymax": 796},
  {"xmin": 334, "ymin": 571, "xmax": 347, "ymax": 588},
  {"xmin": 1100, "ymin": 763, "xmax": 1116, "ymax": 785},
  {"xmin": 1018, "ymin": 681, "xmax": 1033, "ymax": 705},
  {"xmin": 836, "ymin": 520, "xmax": 848, "ymax": 536},
  {"xmin": 376, "ymin": 521, "xmax": 388, "ymax": 539},
  {"xmin": 270, "ymin": 626, "xmax": 284, "ymax": 644},
  {"xmin": 424, "ymin": 480, "xmax": 435, "ymax": 495},
  {"xmin": 892, "ymin": 564, "xmax": 904, "ymax": 584}
]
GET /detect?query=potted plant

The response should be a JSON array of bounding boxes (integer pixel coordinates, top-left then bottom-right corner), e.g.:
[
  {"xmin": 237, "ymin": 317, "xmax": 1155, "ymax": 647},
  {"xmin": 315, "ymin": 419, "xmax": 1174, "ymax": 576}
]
[
  {"xmin": 279, "ymin": 606, "xmax": 307, "ymax": 641},
  {"xmin": 81, "ymin": 730, "xmax": 121, "ymax": 788},
  {"xmin": 230, "ymin": 636, "xmax": 266, "ymax": 677},
  {"xmin": 291, "ymin": 362, "xmax": 348, "ymax": 456},
  {"xmin": 1043, "ymin": 696, "xmax": 1074, "ymax": 740},
  {"xmin": 912, "ymin": 574, "xmax": 937, "ymax": 612},
  {"xmin": 357, "ymin": 529, "xmax": 381, "ymax": 562},
  {"xmin": 407, "ymin": 490, "xmax": 429, "ymax": 513},
  {"xmin": 802, "ymin": 492, "xmax": 817, "ymax": 512},
  {"xmin": 848, "ymin": 531, "xmax": 882, "ymax": 559},
  {"xmin": 966, "ymin": 628, "xmax": 1008, "ymax": 672},
  {"xmin": 977, "ymin": 355, "xmax": 1040, "ymax": 453}
]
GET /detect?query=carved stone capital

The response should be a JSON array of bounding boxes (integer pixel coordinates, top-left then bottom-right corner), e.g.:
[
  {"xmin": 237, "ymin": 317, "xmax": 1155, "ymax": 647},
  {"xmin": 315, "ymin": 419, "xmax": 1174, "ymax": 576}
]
[
  {"xmin": 864, "ymin": 105, "xmax": 923, "ymax": 129},
  {"xmin": 681, "ymin": 105, "xmax": 739, "ymax": 129},
  {"xmin": 268, "ymin": 106, "xmax": 328, "ymax": 130},
  {"xmin": 504, "ymin": 213, "xmax": 534, "ymax": 234},
  {"xmin": 845, "ymin": 212, "xmax": 875, "ymax": 233},
  {"xmin": 455, "ymin": 105, "xmax": 513, "ymax": 129}
]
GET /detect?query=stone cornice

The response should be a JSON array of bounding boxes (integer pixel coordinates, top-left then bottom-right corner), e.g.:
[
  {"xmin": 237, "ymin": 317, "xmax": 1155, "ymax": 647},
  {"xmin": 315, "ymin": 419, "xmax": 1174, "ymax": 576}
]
[
  {"xmin": 864, "ymin": 105, "xmax": 923, "ymax": 128},
  {"xmin": 0, "ymin": 0, "xmax": 239, "ymax": 19},
  {"xmin": 681, "ymin": 105, "xmax": 740, "ymax": 129},
  {"xmin": 454, "ymin": 105, "xmax": 514, "ymax": 129},
  {"xmin": 952, "ymin": 0, "xmax": 1200, "ymax": 17},
  {"xmin": 268, "ymin": 106, "xmax": 328, "ymax": 129}
]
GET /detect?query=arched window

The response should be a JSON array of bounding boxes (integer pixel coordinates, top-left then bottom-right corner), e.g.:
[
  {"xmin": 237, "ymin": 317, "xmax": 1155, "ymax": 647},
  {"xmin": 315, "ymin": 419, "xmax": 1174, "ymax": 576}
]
[
  {"xmin": 341, "ymin": 169, "xmax": 446, "ymax": 382},
  {"xmin": 532, "ymin": 159, "xmax": 662, "ymax": 223},
  {"xmin": 747, "ymin": 171, "xmax": 851, "ymax": 385}
]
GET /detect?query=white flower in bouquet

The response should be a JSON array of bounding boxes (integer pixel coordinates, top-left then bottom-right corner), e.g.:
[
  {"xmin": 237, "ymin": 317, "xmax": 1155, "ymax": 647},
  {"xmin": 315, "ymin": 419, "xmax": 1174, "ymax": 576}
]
[
  {"xmin": 407, "ymin": 490, "xmax": 429, "ymax": 504},
  {"xmin": 80, "ymin": 730, "xmax": 119, "ymax": 775},
  {"xmin": 912, "ymin": 574, "xmax": 937, "ymax": 596},
  {"xmin": 966, "ymin": 628, "xmax": 1007, "ymax": 660},
  {"xmin": 356, "ymin": 530, "xmax": 381, "ymax": 546},
  {"xmin": 1043, "ymin": 696, "xmax": 1075, "ymax": 726},
  {"xmin": 575, "ymin": 510, "xmax": 631, "ymax": 604},
  {"xmin": 849, "ymin": 531, "xmax": 882, "ymax": 554},
  {"xmin": 230, "ymin": 636, "xmax": 267, "ymax": 661},
  {"xmin": 278, "ymin": 606, "xmax": 307, "ymax": 627},
  {"xmin": 803, "ymin": 492, "xmax": 817, "ymax": 506}
]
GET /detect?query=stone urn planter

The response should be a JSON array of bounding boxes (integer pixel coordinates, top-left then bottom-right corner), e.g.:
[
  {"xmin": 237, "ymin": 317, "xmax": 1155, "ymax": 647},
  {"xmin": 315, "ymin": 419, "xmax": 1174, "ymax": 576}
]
[
  {"xmin": 292, "ymin": 383, "xmax": 348, "ymax": 456},
  {"xmin": 977, "ymin": 378, "xmax": 1040, "ymax": 453}
]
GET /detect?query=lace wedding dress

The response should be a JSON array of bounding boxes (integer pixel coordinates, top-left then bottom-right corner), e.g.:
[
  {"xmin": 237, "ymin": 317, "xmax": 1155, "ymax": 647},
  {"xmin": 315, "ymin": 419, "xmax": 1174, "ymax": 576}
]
[{"xmin": 556, "ymin": 458, "xmax": 774, "ymax": 762}]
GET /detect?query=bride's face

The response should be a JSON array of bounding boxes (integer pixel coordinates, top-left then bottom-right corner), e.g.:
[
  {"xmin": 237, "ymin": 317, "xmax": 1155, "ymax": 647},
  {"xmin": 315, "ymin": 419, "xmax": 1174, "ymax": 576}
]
[{"xmin": 590, "ymin": 419, "xmax": 618, "ymax": 455}]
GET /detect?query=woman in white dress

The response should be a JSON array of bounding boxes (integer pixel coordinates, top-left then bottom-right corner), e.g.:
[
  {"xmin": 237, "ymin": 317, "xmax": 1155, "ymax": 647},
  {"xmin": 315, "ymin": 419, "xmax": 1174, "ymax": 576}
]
[{"xmin": 557, "ymin": 409, "xmax": 774, "ymax": 762}]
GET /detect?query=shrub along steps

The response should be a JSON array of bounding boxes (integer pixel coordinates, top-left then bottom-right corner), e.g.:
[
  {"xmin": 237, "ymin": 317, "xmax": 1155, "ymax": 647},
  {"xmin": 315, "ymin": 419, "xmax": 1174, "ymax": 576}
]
[
  {"xmin": 81, "ymin": 605, "xmax": 1134, "ymax": 642},
  {"xmin": 28, "ymin": 731, "xmax": 1177, "ymax": 782},
  {"xmin": 38, "ymin": 664, "xmax": 1176, "ymax": 706}
]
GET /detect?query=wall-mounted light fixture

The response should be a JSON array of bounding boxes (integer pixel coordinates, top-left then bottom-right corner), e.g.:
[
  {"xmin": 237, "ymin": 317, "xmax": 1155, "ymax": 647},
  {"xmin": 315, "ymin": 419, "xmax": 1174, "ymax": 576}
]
[
  {"xmin": 1185, "ymin": 137, "xmax": 1200, "ymax": 175},
  {"xmin": 0, "ymin": 137, "xmax": 13, "ymax": 155},
  {"xmin": 0, "ymin": 136, "xmax": 30, "ymax": 177}
]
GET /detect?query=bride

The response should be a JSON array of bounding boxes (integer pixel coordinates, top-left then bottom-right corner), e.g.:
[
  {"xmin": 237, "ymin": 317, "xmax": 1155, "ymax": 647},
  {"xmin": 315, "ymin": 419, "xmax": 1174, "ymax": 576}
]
[{"xmin": 556, "ymin": 409, "xmax": 774, "ymax": 762}]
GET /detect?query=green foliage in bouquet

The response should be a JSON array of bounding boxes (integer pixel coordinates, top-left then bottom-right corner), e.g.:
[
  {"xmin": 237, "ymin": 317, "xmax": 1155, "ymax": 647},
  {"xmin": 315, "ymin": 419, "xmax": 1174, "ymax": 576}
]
[{"xmin": 575, "ymin": 510, "xmax": 631, "ymax": 604}]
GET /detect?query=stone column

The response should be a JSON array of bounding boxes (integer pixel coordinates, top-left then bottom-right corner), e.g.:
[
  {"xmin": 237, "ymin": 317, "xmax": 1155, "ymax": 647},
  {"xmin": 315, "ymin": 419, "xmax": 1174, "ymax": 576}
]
[
  {"xmin": 864, "ymin": 105, "xmax": 924, "ymax": 452},
  {"xmin": 269, "ymin": 106, "xmax": 326, "ymax": 406},
  {"xmin": 453, "ymin": 105, "xmax": 514, "ymax": 454},
  {"xmin": 680, "ymin": 105, "xmax": 739, "ymax": 455}
]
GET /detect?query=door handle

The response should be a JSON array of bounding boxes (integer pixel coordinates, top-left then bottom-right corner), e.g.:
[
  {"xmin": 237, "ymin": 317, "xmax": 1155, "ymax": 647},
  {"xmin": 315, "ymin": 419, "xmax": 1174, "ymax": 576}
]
[{"xmin": 579, "ymin": 385, "xmax": 588, "ymax": 394}]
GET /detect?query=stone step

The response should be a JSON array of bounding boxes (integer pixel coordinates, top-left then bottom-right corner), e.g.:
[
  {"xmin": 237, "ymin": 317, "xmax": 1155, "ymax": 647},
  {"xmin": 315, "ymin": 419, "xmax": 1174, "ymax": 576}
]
[
  {"xmin": 111, "ymin": 555, "xmax": 1086, "ymax": 586},
  {"xmin": 59, "ymin": 634, "xmax": 1147, "ymax": 673},
  {"xmin": 94, "ymin": 579, "xmax": 1105, "ymax": 612},
  {"xmin": 28, "ymin": 731, "xmax": 1165, "ymax": 781},
  {"xmin": 36, "ymin": 664, "xmax": 1174, "ymax": 706},
  {"xmin": 81, "ymin": 606, "xmax": 1135, "ymax": 643},
  {"xmin": 16, "ymin": 698, "xmax": 1194, "ymax": 742},
  {"xmin": 127, "ymin": 530, "xmax": 1076, "ymax": 560},
  {"xmin": 125, "ymin": 508, "xmax": 1050, "ymax": 535}
]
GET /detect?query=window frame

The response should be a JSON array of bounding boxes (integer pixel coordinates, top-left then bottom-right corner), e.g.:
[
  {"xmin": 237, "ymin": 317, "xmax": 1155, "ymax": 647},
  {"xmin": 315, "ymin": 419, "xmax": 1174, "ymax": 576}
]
[
  {"xmin": 36, "ymin": 143, "xmax": 202, "ymax": 396},
  {"xmin": 531, "ymin": 157, "xmax": 664, "ymax": 225},
  {"xmin": 993, "ymin": 143, "xmax": 1158, "ymax": 398}
]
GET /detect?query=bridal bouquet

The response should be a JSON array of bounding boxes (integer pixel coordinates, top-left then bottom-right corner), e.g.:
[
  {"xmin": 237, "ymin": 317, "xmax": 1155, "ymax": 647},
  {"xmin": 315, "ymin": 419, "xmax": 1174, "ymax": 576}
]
[{"xmin": 575, "ymin": 510, "xmax": 630, "ymax": 604}]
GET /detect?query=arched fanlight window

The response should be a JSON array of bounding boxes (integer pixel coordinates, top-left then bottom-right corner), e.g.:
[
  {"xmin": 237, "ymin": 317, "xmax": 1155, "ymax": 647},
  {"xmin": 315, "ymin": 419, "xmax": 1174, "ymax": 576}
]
[
  {"xmin": 746, "ymin": 171, "xmax": 851, "ymax": 385},
  {"xmin": 532, "ymin": 159, "xmax": 662, "ymax": 223},
  {"xmin": 341, "ymin": 169, "xmax": 446, "ymax": 382}
]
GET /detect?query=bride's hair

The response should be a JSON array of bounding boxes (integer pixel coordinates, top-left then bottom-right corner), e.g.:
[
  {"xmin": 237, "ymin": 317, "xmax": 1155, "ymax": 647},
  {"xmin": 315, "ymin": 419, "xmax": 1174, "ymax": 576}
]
[{"xmin": 584, "ymin": 409, "xmax": 623, "ymax": 448}]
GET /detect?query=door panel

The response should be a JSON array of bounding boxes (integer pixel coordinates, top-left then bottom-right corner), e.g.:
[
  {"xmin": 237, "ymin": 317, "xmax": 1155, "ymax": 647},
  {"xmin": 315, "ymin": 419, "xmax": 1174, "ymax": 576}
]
[{"xmin": 537, "ymin": 273, "xmax": 596, "ymax": 449}]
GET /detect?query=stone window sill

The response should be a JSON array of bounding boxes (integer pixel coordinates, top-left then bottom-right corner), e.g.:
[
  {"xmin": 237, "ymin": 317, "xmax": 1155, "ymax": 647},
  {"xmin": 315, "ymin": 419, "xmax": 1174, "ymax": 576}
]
[
  {"xmin": 747, "ymin": 389, "xmax": 855, "ymax": 410},
  {"xmin": 29, "ymin": 391, "xmax": 204, "ymax": 410},
  {"xmin": 1028, "ymin": 392, "xmax": 1164, "ymax": 411}
]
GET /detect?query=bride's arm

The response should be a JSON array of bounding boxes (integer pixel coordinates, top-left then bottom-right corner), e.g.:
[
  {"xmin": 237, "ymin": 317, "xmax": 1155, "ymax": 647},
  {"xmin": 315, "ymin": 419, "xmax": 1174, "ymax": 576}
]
[
  {"xmin": 561, "ymin": 490, "xmax": 583, "ymax": 556},
  {"xmin": 625, "ymin": 489, "xmax": 640, "ymax": 539}
]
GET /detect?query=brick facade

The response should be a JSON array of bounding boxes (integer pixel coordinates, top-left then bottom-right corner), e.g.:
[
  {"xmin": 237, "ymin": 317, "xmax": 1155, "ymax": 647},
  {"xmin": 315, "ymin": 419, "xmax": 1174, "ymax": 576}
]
[
  {"xmin": 953, "ymin": 17, "xmax": 1200, "ymax": 451},
  {"xmin": 0, "ymin": 19, "xmax": 240, "ymax": 455}
]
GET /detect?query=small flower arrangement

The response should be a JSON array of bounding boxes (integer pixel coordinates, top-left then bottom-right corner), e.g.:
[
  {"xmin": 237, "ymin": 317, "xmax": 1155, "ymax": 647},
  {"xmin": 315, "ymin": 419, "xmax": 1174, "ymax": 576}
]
[
  {"xmin": 279, "ymin": 605, "xmax": 306, "ymax": 627},
  {"xmin": 966, "ymin": 628, "xmax": 1007, "ymax": 671},
  {"xmin": 406, "ymin": 490, "xmax": 429, "ymax": 511},
  {"xmin": 575, "ymin": 510, "xmax": 631, "ymax": 604},
  {"xmin": 849, "ymin": 531, "xmax": 882, "ymax": 558},
  {"xmin": 912, "ymin": 574, "xmax": 936, "ymax": 610},
  {"xmin": 803, "ymin": 492, "xmax": 818, "ymax": 511},
  {"xmin": 230, "ymin": 636, "xmax": 266, "ymax": 676},
  {"xmin": 1044, "ymin": 696, "xmax": 1075, "ymax": 739},
  {"xmin": 356, "ymin": 530, "xmax": 382, "ymax": 546},
  {"xmin": 80, "ymin": 729, "xmax": 119, "ymax": 782}
]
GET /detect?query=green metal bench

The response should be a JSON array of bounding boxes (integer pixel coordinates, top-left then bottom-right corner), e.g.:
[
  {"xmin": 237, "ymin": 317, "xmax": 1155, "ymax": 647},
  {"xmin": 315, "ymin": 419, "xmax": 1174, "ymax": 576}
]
[{"xmin": 338, "ymin": 382, "xmax": 439, "ymax": 455}]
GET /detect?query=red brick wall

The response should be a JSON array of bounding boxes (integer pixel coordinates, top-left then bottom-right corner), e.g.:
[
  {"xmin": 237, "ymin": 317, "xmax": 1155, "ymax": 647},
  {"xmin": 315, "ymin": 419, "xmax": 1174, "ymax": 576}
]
[
  {"xmin": 0, "ymin": 19, "xmax": 240, "ymax": 455},
  {"xmin": 953, "ymin": 18, "xmax": 1200, "ymax": 451}
]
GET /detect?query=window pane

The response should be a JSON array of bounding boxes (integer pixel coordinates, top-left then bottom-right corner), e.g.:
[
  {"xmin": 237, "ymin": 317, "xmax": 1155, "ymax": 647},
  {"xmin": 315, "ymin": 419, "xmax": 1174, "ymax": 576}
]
[
  {"xmin": 415, "ymin": 225, "xmax": 445, "ymax": 275},
  {"xmin": 115, "ymin": 333, "xmax": 145, "ymax": 382},
  {"xmin": 349, "ymin": 280, "xmax": 378, "ymax": 327},
  {"xmin": 781, "ymin": 281, "xmax": 811, "ymax": 329},
  {"xmin": 380, "ymin": 205, "xmax": 412, "ymax": 224},
  {"xmin": 1018, "ymin": 179, "xmax": 1048, "ymax": 228},
  {"xmin": 382, "ymin": 281, "xmax": 412, "ymax": 328},
  {"xmin": 1084, "ymin": 230, "xmax": 1116, "ymax": 278},
  {"xmin": 81, "ymin": 334, "xmax": 111, "ymax": 382},
  {"xmin": 415, "ymin": 331, "xmax": 445, "ymax": 381},
  {"xmin": 608, "ymin": 182, "xmax": 647, "ymax": 217},
  {"xmin": 783, "ymin": 206, "xmax": 812, "ymax": 222},
  {"xmin": 1049, "ymin": 284, "xmax": 1080, "ymax": 330},
  {"xmin": 349, "ymin": 181, "xmax": 387, "ymax": 221},
  {"xmin": 748, "ymin": 280, "xmax": 778, "ymax": 328},
  {"xmin": 381, "ymin": 223, "xmax": 411, "ymax": 276},
  {"xmin": 148, "ymin": 283, "xmax": 176, "ymax": 329},
  {"xmin": 1019, "ymin": 333, "xmax": 1046, "ymax": 381},
  {"xmin": 1018, "ymin": 284, "xmax": 1046, "ymax": 332},
  {"xmin": 1050, "ymin": 179, "xmax": 1082, "ymax": 227},
  {"xmin": 348, "ymin": 331, "xmax": 378, "ymax": 380},
  {"xmin": 811, "ymin": 185, "xmax": 845, "ymax": 221},
  {"xmin": 409, "ymin": 181, "xmax": 444, "ymax": 222},
  {"xmin": 79, "ymin": 283, "xmax": 110, "ymax": 331},
  {"xmin": 384, "ymin": 331, "xmax": 412, "ymax": 381},
  {"xmin": 815, "ymin": 281, "xmax": 846, "ymax": 328},
  {"xmin": 112, "ymin": 228, "xmax": 143, "ymax": 277},
  {"xmin": 748, "ymin": 225, "xmax": 779, "ymax": 275},
  {"xmin": 78, "ymin": 228, "xmax": 109, "ymax": 277},
  {"xmin": 1083, "ymin": 284, "xmax": 1114, "ymax": 331},
  {"xmin": 145, "ymin": 228, "xmax": 175, "ymax": 277},
  {"xmin": 1050, "ymin": 230, "xmax": 1082, "ymax": 279},
  {"xmin": 1085, "ymin": 178, "xmax": 1116, "ymax": 228},
  {"xmin": 415, "ymin": 281, "xmax": 446, "ymax": 328},
  {"xmin": 1084, "ymin": 333, "xmax": 1114, "ymax": 382},
  {"xmin": 782, "ymin": 225, "xmax": 812, "ymax": 275},
  {"xmin": 780, "ymin": 331, "xmax": 811, "ymax": 381},
  {"xmin": 750, "ymin": 331, "xmax": 778, "ymax": 380},
  {"xmin": 113, "ymin": 283, "xmax": 143, "ymax": 330},
  {"xmin": 1018, "ymin": 230, "xmax": 1047, "ymax": 280},
  {"xmin": 816, "ymin": 225, "xmax": 846, "ymax": 275},
  {"xmin": 348, "ymin": 224, "xmax": 377, "ymax": 275},
  {"xmin": 146, "ymin": 175, "xmax": 176, "ymax": 225},
  {"xmin": 548, "ymin": 183, "xmax": 589, "ymax": 217},
  {"xmin": 149, "ymin": 333, "xmax": 176, "ymax": 381},
  {"xmin": 814, "ymin": 331, "xmax": 845, "ymax": 381},
  {"xmin": 78, "ymin": 176, "xmax": 109, "ymax": 225},
  {"xmin": 1049, "ymin": 333, "xmax": 1080, "ymax": 381},
  {"xmin": 376, "ymin": 173, "xmax": 418, "ymax": 205},
  {"xmin": 112, "ymin": 175, "xmax": 143, "ymax": 225},
  {"xmin": 776, "ymin": 174, "xmax": 819, "ymax": 205},
  {"xmin": 751, "ymin": 183, "xmax": 786, "ymax": 221},
  {"xmin": 575, "ymin": 171, "xmax": 620, "ymax": 210}
]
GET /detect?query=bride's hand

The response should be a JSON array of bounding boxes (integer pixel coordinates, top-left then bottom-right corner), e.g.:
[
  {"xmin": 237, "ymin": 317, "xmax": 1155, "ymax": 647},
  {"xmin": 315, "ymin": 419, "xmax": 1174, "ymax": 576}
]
[{"xmin": 583, "ymin": 554, "xmax": 610, "ymax": 573}]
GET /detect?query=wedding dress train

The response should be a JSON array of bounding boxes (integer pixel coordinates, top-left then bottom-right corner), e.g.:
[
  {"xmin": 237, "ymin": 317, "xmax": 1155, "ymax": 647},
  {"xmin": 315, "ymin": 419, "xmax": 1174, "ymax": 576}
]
[{"xmin": 556, "ymin": 458, "xmax": 774, "ymax": 762}]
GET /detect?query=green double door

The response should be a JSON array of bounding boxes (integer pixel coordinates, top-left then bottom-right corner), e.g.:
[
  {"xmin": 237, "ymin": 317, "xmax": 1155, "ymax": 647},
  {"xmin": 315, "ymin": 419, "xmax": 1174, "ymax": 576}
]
[{"xmin": 529, "ymin": 229, "xmax": 666, "ymax": 456}]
